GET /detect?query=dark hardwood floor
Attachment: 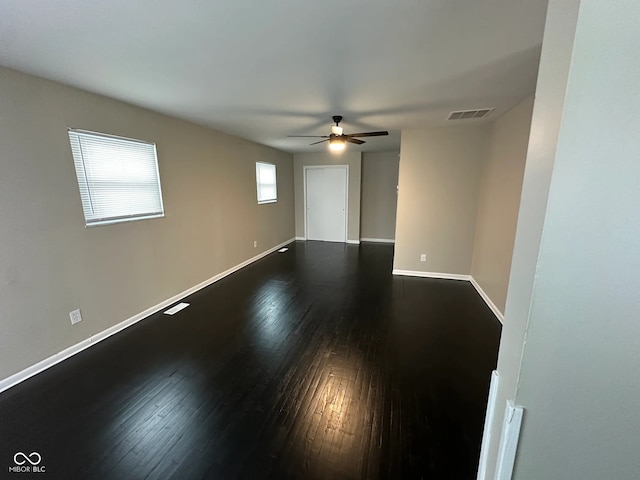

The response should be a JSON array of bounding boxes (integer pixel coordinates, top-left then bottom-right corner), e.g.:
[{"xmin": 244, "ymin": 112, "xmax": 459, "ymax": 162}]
[{"xmin": 0, "ymin": 241, "xmax": 501, "ymax": 480}]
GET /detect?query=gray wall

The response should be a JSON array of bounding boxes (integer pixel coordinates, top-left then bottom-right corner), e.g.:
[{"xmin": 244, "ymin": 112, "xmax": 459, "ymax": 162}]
[
  {"xmin": 511, "ymin": 1, "xmax": 640, "ymax": 478},
  {"xmin": 394, "ymin": 125, "xmax": 489, "ymax": 274},
  {"xmin": 481, "ymin": 1, "xmax": 580, "ymax": 477},
  {"xmin": 293, "ymin": 152, "xmax": 362, "ymax": 242},
  {"xmin": 360, "ymin": 152, "xmax": 399, "ymax": 241},
  {"xmin": 471, "ymin": 97, "xmax": 533, "ymax": 314},
  {"xmin": 0, "ymin": 66, "xmax": 295, "ymax": 381}
]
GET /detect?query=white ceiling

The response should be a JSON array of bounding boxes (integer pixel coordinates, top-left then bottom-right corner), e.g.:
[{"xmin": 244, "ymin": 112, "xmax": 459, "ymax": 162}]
[{"xmin": 0, "ymin": 0, "xmax": 548, "ymax": 153}]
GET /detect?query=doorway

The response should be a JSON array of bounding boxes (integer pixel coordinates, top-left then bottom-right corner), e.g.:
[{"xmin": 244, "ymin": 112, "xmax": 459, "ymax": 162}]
[{"xmin": 304, "ymin": 165, "xmax": 348, "ymax": 242}]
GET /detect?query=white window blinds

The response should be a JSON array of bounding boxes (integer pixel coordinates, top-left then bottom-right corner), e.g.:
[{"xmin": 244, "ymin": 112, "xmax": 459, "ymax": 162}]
[
  {"xmin": 68, "ymin": 129, "xmax": 165, "ymax": 226},
  {"xmin": 256, "ymin": 162, "xmax": 277, "ymax": 204}
]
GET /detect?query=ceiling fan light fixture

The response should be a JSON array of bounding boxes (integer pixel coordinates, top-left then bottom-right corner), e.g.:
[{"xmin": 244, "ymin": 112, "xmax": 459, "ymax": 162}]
[
  {"xmin": 286, "ymin": 115, "xmax": 389, "ymax": 150},
  {"xmin": 329, "ymin": 137, "xmax": 346, "ymax": 152}
]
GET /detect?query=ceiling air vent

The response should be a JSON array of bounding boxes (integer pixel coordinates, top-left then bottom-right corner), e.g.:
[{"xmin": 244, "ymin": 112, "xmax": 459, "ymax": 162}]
[{"xmin": 447, "ymin": 108, "xmax": 494, "ymax": 120}]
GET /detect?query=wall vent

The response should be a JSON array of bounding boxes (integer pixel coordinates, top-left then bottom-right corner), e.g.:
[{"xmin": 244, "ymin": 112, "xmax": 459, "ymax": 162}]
[{"xmin": 447, "ymin": 108, "xmax": 494, "ymax": 120}]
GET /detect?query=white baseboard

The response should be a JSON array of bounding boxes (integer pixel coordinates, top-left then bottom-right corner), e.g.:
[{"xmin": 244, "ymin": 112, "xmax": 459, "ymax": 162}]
[
  {"xmin": 360, "ymin": 238, "xmax": 395, "ymax": 243},
  {"xmin": 392, "ymin": 269, "xmax": 471, "ymax": 281},
  {"xmin": 477, "ymin": 370, "xmax": 500, "ymax": 480},
  {"xmin": 297, "ymin": 237, "xmax": 358, "ymax": 245},
  {"xmin": 470, "ymin": 277, "xmax": 505, "ymax": 323},
  {"xmin": 392, "ymin": 270, "xmax": 503, "ymax": 323},
  {"xmin": 0, "ymin": 237, "xmax": 296, "ymax": 395}
]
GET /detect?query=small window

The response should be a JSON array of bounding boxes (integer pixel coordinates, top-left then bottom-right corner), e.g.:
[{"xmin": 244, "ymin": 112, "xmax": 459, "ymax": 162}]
[
  {"xmin": 68, "ymin": 129, "xmax": 165, "ymax": 226},
  {"xmin": 256, "ymin": 162, "xmax": 277, "ymax": 204}
]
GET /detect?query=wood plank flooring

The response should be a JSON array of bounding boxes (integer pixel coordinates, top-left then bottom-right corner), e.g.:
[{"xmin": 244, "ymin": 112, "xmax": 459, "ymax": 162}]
[{"xmin": 0, "ymin": 241, "xmax": 501, "ymax": 479}]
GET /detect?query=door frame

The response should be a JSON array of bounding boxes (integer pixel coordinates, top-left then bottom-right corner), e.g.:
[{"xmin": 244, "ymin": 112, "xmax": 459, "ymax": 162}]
[{"xmin": 303, "ymin": 165, "xmax": 349, "ymax": 242}]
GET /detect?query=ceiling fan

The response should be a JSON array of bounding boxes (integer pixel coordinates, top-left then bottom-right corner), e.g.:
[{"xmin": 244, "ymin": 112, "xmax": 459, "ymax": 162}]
[{"xmin": 287, "ymin": 115, "xmax": 389, "ymax": 152}]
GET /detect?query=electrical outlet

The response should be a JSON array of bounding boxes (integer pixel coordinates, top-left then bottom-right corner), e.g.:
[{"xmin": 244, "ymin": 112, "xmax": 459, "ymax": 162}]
[
  {"xmin": 69, "ymin": 309, "xmax": 82, "ymax": 325},
  {"xmin": 253, "ymin": 240, "xmax": 258, "ymax": 248},
  {"xmin": 420, "ymin": 254, "xmax": 427, "ymax": 262}
]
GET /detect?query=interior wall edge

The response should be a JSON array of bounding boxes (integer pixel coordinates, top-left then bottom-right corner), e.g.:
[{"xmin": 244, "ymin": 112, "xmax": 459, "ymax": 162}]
[{"xmin": 0, "ymin": 237, "xmax": 296, "ymax": 396}]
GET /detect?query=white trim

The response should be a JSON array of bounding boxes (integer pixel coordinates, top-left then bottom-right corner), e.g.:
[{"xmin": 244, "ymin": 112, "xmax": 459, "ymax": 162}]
[
  {"xmin": 295, "ymin": 236, "xmax": 306, "ymax": 241},
  {"xmin": 476, "ymin": 371, "xmax": 500, "ymax": 480},
  {"xmin": 347, "ymin": 240, "xmax": 360, "ymax": 245},
  {"xmin": 495, "ymin": 401, "xmax": 525, "ymax": 480},
  {"xmin": 470, "ymin": 277, "xmax": 505, "ymax": 323},
  {"xmin": 303, "ymin": 165, "xmax": 349, "ymax": 243},
  {"xmin": 0, "ymin": 237, "xmax": 295, "ymax": 395},
  {"xmin": 392, "ymin": 271, "xmax": 503, "ymax": 323},
  {"xmin": 360, "ymin": 238, "xmax": 395, "ymax": 243},
  {"xmin": 392, "ymin": 269, "xmax": 471, "ymax": 281},
  {"xmin": 303, "ymin": 168, "xmax": 308, "ymax": 239}
]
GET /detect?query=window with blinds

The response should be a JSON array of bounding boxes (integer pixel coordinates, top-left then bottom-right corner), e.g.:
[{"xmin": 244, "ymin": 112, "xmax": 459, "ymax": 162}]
[
  {"xmin": 68, "ymin": 129, "xmax": 165, "ymax": 226},
  {"xmin": 256, "ymin": 162, "xmax": 277, "ymax": 204}
]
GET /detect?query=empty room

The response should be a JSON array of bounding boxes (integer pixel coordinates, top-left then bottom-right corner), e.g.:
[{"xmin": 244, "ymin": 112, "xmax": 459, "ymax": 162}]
[{"xmin": 1, "ymin": 1, "xmax": 639, "ymax": 479}]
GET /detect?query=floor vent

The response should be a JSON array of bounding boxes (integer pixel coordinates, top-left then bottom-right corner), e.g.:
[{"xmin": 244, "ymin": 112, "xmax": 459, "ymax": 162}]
[
  {"xmin": 164, "ymin": 302, "xmax": 190, "ymax": 315},
  {"xmin": 447, "ymin": 108, "xmax": 493, "ymax": 120}
]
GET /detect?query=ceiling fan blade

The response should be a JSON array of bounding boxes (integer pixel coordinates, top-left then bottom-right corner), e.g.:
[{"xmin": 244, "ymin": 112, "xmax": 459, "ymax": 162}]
[
  {"xmin": 344, "ymin": 131, "xmax": 389, "ymax": 138},
  {"xmin": 287, "ymin": 135, "xmax": 329, "ymax": 138},
  {"xmin": 346, "ymin": 137, "xmax": 365, "ymax": 145},
  {"xmin": 310, "ymin": 139, "xmax": 330, "ymax": 145}
]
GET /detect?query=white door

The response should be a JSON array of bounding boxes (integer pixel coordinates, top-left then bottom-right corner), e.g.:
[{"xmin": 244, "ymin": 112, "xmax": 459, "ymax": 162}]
[{"xmin": 305, "ymin": 166, "xmax": 348, "ymax": 242}]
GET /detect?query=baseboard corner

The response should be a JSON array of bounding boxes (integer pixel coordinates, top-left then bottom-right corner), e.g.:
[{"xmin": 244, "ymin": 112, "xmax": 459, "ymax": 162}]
[{"xmin": 469, "ymin": 277, "xmax": 504, "ymax": 323}]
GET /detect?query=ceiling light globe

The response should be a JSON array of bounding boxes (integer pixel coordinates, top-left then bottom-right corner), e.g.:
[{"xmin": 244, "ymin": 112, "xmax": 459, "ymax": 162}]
[{"xmin": 328, "ymin": 140, "xmax": 346, "ymax": 152}]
